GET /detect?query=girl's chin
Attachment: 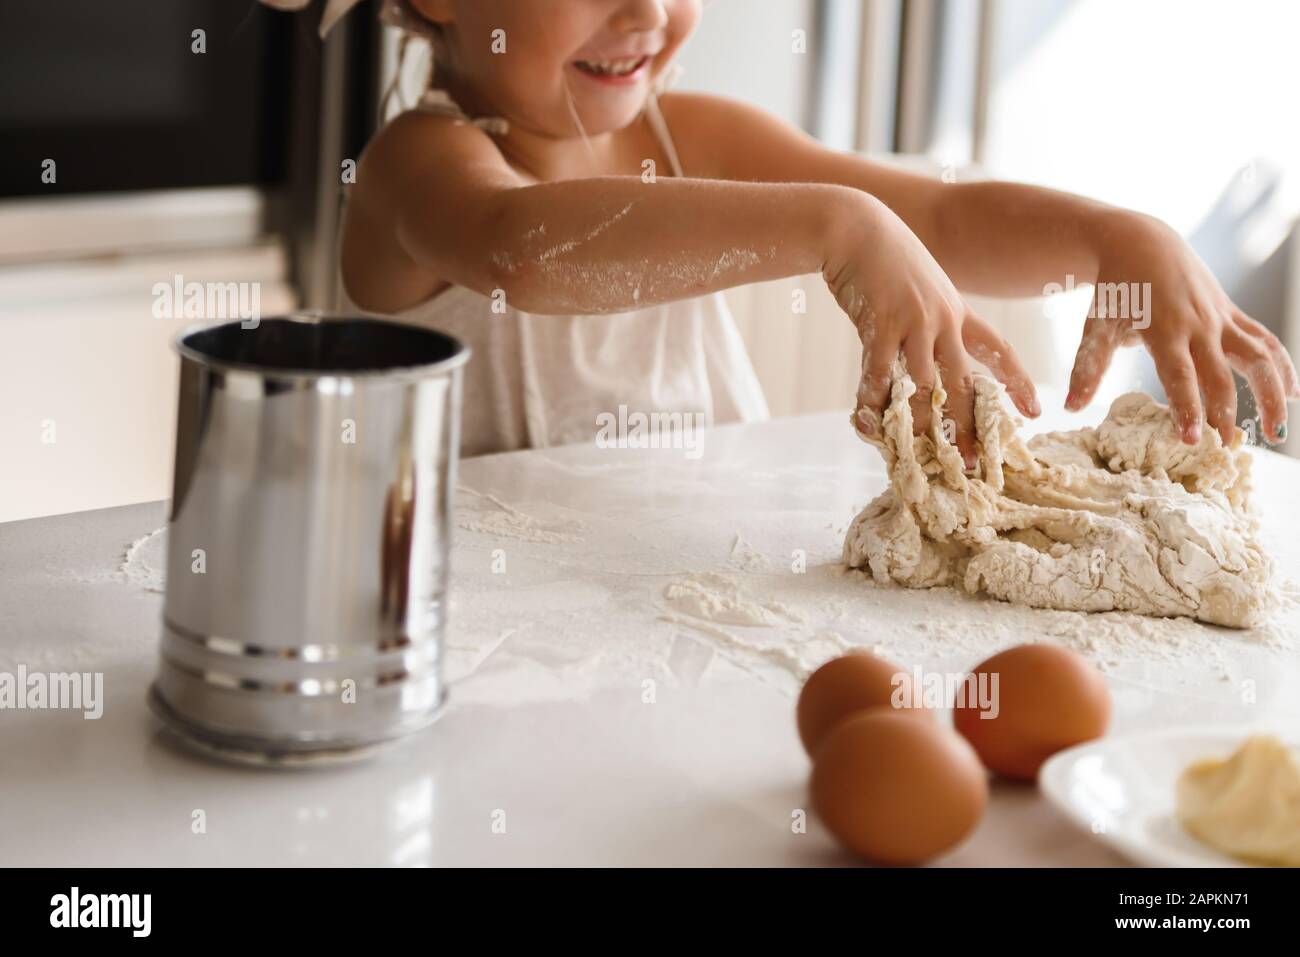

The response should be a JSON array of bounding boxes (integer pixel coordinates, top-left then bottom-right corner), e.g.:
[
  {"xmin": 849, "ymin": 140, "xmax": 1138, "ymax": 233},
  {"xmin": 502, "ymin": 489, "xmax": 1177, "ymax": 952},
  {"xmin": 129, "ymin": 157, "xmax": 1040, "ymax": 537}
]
[
  {"xmin": 558, "ymin": 90, "xmax": 651, "ymax": 134},
  {"xmin": 567, "ymin": 101, "xmax": 648, "ymax": 136}
]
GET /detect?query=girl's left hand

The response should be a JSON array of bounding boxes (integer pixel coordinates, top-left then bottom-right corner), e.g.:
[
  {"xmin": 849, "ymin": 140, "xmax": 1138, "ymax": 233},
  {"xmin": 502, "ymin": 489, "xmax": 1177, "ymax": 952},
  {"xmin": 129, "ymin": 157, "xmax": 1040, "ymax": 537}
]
[{"xmin": 1066, "ymin": 212, "xmax": 1300, "ymax": 446}]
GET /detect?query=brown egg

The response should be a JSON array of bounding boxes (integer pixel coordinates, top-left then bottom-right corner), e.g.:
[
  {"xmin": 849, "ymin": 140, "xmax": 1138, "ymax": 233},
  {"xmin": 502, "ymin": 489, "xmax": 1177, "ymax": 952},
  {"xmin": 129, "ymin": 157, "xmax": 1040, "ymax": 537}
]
[
  {"xmin": 953, "ymin": 643, "xmax": 1111, "ymax": 781},
  {"xmin": 811, "ymin": 710, "xmax": 987, "ymax": 864},
  {"xmin": 797, "ymin": 652, "xmax": 930, "ymax": 755}
]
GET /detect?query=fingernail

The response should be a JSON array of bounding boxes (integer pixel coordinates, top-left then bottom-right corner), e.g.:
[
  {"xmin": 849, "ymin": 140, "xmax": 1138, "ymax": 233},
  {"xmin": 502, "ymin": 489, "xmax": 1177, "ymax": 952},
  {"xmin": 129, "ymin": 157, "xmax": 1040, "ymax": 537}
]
[
  {"xmin": 1277, "ymin": 422, "xmax": 1288, "ymax": 442},
  {"xmin": 1027, "ymin": 395, "xmax": 1042, "ymax": 417},
  {"xmin": 1064, "ymin": 390, "xmax": 1076, "ymax": 410},
  {"xmin": 1186, "ymin": 421, "xmax": 1201, "ymax": 443}
]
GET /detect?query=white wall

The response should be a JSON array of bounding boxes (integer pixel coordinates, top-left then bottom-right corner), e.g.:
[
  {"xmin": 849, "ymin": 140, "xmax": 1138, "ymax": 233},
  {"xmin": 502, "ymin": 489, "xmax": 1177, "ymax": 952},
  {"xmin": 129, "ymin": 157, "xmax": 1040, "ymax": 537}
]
[
  {"xmin": 675, "ymin": 0, "xmax": 815, "ymax": 126},
  {"xmin": 984, "ymin": 0, "xmax": 1300, "ymax": 430},
  {"xmin": 0, "ymin": 189, "xmax": 294, "ymax": 523}
]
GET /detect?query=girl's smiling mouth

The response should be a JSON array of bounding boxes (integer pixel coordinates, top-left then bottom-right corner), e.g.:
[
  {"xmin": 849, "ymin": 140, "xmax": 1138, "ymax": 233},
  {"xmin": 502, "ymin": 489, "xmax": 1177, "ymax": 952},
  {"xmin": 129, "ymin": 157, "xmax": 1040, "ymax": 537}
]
[{"xmin": 572, "ymin": 54, "xmax": 652, "ymax": 84}]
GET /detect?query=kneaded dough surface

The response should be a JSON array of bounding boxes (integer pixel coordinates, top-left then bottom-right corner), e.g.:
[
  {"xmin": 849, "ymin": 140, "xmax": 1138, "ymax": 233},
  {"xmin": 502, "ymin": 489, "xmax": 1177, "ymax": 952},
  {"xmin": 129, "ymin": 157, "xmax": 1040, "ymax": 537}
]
[
  {"xmin": 1177, "ymin": 735, "xmax": 1300, "ymax": 866},
  {"xmin": 842, "ymin": 371, "xmax": 1274, "ymax": 628}
]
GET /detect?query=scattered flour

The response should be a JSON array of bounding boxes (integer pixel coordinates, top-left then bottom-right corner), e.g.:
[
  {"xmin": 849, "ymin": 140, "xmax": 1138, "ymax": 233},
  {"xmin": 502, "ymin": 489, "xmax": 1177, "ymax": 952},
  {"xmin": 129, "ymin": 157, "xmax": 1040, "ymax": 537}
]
[
  {"xmin": 657, "ymin": 612, "xmax": 851, "ymax": 683},
  {"xmin": 656, "ymin": 570, "xmax": 846, "ymax": 687},
  {"xmin": 904, "ymin": 600, "xmax": 1233, "ymax": 675},
  {"xmin": 456, "ymin": 486, "xmax": 585, "ymax": 545},
  {"xmin": 728, "ymin": 533, "xmax": 771, "ymax": 572},
  {"xmin": 0, "ymin": 525, "xmax": 168, "ymax": 672},
  {"xmin": 116, "ymin": 526, "xmax": 167, "ymax": 593},
  {"xmin": 833, "ymin": 561, "xmax": 1296, "ymax": 680},
  {"xmin": 0, "ymin": 635, "xmax": 152, "ymax": 674},
  {"xmin": 663, "ymin": 572, "xmax": 800, "ymax": 627}
]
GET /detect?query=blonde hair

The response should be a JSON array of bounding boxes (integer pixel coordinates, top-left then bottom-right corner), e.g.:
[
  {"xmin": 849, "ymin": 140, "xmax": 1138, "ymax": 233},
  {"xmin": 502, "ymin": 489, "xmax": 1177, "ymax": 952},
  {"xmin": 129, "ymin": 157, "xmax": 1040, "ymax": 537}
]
[
  {"xmin": 386, "ymin": 0, "xmax": 442, "ymax": 42},
  {"xmin": 380, "ymin": 0, "xmax": 445, "ymax": 117}
]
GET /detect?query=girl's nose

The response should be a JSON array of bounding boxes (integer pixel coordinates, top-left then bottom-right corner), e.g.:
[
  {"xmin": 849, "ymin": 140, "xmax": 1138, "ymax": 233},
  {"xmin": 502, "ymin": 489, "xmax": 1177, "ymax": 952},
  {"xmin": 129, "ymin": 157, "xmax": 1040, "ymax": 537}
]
[{"xmin": 611, "ymin": 0, "xmax": 669, "ymax": 33}]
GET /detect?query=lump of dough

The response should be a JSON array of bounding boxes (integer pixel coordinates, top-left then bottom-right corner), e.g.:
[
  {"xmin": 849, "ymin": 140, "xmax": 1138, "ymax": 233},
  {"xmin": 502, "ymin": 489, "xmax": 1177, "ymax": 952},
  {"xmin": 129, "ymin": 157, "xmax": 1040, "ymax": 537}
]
[
  {"xmin": 842, "ymin": 366, "xmax": 1275, "ymax": 628},
  {"xmin": 1176, "ymin": 735, "xmax": 1300, "ymax": 866},
  {"xmin": 1094, "ymin": 391, "xmax": 1252, "ymax": 509}
]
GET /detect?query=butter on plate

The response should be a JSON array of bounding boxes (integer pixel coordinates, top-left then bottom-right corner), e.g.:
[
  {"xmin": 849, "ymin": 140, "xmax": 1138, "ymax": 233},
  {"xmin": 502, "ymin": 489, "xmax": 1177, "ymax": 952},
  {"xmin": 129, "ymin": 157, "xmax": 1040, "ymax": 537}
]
[{"xmin": 1176, "ymin": 734, "xmax": 1300, "ymax": 867}]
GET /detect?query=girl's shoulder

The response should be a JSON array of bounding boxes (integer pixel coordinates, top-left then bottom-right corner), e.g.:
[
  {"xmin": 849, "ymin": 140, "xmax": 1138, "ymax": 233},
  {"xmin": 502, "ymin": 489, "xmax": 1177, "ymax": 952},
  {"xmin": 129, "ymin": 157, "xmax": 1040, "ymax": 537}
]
[
  {"xmin": 655, "ymin": 92, "xmax": 789, "ymax": 181},
  {"xmin": 341, "ymin": 110, "xmax": 518, "ymax": 314},
  {"xmin": 361, "ymin": 106, "xmax": 512, "ymax": 191}
]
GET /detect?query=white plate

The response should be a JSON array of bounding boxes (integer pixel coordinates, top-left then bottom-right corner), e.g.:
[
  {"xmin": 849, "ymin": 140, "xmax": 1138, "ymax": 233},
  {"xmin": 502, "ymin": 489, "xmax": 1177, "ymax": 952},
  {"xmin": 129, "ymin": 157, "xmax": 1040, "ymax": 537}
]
[{"xmin": 1039, "ymin": 726, "xmax": 1300, "ymax": 868}]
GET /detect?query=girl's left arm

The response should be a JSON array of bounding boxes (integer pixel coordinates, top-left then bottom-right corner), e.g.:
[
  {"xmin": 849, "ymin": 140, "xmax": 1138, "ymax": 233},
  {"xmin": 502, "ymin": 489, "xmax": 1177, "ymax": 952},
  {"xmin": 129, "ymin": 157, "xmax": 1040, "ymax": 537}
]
[{"xmin": 662, "ymin": 93, "xmax": 1299, "ymax": 445}]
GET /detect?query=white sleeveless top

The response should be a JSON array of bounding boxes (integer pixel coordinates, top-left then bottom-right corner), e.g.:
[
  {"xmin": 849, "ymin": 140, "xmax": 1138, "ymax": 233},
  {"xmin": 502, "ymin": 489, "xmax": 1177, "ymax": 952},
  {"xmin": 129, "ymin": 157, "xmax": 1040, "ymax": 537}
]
[{"xmin": 344, "ymin": 87, "xmax": 769, "ymax": 458}]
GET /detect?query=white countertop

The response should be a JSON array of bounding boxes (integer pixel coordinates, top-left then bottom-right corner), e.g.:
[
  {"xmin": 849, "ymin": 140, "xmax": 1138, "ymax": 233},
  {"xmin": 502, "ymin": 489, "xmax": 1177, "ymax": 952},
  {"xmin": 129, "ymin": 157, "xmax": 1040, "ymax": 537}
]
[{"xmin": 2, "ymin": 408, "xmax": 1298, "ymax": 866}]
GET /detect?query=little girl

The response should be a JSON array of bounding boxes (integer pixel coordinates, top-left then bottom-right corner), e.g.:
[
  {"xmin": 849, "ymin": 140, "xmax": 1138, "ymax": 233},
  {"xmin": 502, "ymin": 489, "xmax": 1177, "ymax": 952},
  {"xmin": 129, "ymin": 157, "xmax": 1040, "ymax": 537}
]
[{"xmin": 267, "ymin": 0, "xmax": 1297, "ymax": 462}]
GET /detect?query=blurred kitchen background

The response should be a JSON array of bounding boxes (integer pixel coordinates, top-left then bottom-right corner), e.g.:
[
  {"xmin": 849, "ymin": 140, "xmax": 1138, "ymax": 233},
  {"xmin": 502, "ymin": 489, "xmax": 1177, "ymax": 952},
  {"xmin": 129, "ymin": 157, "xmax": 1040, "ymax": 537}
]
[{"xmin": 2, "ymin": 0, "xmax": 1298, "ymax": 522}]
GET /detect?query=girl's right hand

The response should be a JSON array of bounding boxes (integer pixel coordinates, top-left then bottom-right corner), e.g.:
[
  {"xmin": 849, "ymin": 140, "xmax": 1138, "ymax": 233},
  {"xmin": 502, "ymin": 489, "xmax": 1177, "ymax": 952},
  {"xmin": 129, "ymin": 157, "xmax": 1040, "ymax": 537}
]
[{"xmin": 822, "ymin": 193, "xmax": 1040, "ymax": 466}]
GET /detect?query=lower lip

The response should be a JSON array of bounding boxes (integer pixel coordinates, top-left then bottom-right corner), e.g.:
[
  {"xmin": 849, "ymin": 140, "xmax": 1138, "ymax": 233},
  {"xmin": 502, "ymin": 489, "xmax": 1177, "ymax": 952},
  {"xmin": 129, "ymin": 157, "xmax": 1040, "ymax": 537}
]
[{"xmin": 571, "ymin": 56, "xmax": 651, "ymax": 87}]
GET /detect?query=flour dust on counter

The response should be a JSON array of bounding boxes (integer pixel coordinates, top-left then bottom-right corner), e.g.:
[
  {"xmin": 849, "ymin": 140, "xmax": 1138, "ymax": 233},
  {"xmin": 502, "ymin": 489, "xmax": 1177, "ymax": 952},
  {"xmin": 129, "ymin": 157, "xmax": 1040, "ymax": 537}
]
[
  {"xmin": 661, "ymin": 541, "xmax": 1293, "ymax": 705},
  {"xmin": 845, "ymin": 368, "xmax": 1276, "ymax": 629},
  {"xmin": 0, "ymin": 528, "xmax": 168, "ymax": 674},
  {"xmin": 657, "ymin": 612, "xmax": 853, "ymax": 685},
  {"xmin": 455, "ymin": 485, "xmax": 586, "ymax": 545},
  {"xmin": 118, "ymin": 525, "xmax": 167, "ymax": 593},
  {"xmin": 663, "ymin": 571, "xmax": 805, "ymax": 627},
  {"xmin": 420, "ymin": 426, "xmax": 1296, "ymax": 715},
  {"xmin": 55, "ymin": 524, "xmax": 167, "ymax": 595},
  {"xmin": 658, "ymin": 571, "xmax": 852, "ymax": 686},
  {"xmin": 728, "ymin": 533, "xmax": 772, "ymax": 572},
  {"xmin": 841, "ymin": 562, "xmax": 1297, "ymax": 673},
  {"xmin": 439, "ymin": 526, "xmax": 1296, "ymax": 713}
]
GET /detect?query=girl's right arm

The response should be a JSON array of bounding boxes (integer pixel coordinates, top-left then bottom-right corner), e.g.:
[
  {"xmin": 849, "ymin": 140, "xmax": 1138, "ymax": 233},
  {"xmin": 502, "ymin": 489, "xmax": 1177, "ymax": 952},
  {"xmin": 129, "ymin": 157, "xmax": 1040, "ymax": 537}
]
[{"xmin": 347, "ymin": 112, "xmax": 1036, "ymax": 463}]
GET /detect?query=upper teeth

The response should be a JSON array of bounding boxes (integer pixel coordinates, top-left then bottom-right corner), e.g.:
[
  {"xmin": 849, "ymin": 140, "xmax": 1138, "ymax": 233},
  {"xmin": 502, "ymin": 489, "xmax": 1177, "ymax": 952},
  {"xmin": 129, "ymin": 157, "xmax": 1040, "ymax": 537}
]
[{"xmin": 578, "ymin": 57, "xmax": 643, "ymax": 76}]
